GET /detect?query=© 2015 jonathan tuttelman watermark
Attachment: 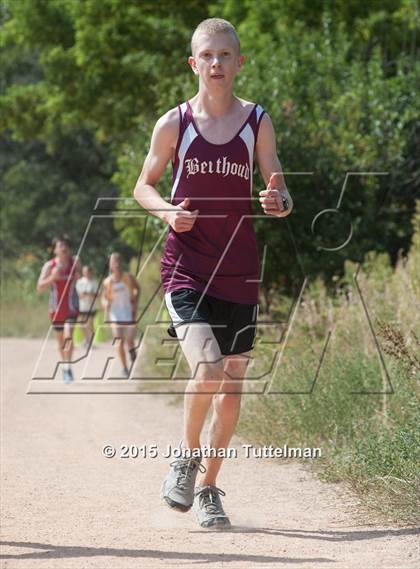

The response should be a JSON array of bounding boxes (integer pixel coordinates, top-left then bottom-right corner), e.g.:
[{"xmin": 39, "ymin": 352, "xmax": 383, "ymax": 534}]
[{"xmin": 102, "ymin": 443, "xmax": 322, "ymax": 459}]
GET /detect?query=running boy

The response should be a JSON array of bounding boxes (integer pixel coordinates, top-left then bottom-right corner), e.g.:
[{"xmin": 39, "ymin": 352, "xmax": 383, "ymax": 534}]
[
  {"xmin": 133, "ymin": 18, "xmax": 293, "ymax": 528},
  {"xmin": 37, "ymin": 235, "xmax": 81, "ymax": 383},
  {"xmin": 102, "ymin": 252, "xmax": 140, "ymax": 378}
]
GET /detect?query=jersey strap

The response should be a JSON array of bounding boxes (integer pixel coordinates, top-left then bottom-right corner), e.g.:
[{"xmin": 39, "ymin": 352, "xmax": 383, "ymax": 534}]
[{"xmin": 103, "ymin": 273, "xmax": 138, "ymax": 303}]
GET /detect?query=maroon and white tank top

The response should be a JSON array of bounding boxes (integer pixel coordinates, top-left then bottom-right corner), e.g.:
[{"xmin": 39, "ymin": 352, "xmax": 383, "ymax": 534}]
[
  {"xmin": 48, "ymin": 256, "xmax": 79, "ymax": 322},
  {"xmin": 160, "ymin": 100, "xmax": 266, "ymax": 304}
]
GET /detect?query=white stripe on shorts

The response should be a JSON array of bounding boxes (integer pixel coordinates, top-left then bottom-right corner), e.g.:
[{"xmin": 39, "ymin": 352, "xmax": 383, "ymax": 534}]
[{"xmin": 164, "ymin": 291, "xmax": 183, "ymax": 324}]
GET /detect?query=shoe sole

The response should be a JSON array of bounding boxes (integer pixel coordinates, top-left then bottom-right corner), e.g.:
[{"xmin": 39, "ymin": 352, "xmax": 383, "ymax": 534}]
[
  {"xmin": 162, "ymin": 495, "xmax": 192, "ymax": 512},
  {"xmin": 200, "ymin": 518, "xmax": 232, "ymax": 530}
]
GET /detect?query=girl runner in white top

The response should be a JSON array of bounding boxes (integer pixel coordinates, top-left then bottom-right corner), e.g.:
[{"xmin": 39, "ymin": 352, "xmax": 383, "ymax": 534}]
[
  {"xmin": 107, "ymin": 279, "xmax": 133, "ymax": 322},
  {"xmin": 102, "ymin": 252, "xmax": 140, "ymax": 377},
  {"xmin": 76, "ymin": 265, "xmax": 99, "ymax": 347}
]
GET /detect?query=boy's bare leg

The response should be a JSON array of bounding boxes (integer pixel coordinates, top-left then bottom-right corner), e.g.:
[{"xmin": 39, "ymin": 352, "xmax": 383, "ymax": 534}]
[
  {"xmin": 197, "ymin": 352, "xmax": 251, "ymax": 486},
  {"xmin": 126, "ymin": 323, "xmax": 135, "ymax": 349},
  {"xmin": 55, "ymin": 330, "xmax": 66, "ymax": 360},
  {"xmin": 161, "ymin": 322, "xmax": 224, "ymax": 511},
  {"xmin": 111, "ymin": 325, "xmax": 128, "ymax": 370},
  {"xmin": 178, "ymin": 323, "xmax": 225, "ymax": 451},
  {"xmin": 56, "ymin": 323, "xmax": 75, "ymax": 381},
  {"xmin": 85, "ymin": 315, "xmax": 94, "ymax": 344},
  {"xmin": 126, "ymin": 325, "xmax": 136, "ymax": 364},
  {"xmin": 118, "ymin": 338, "xmax": 127, "ymax": 369},
  {"xmin": 62, "ymin": 322, "xmax": 74, "ymax": 362}
]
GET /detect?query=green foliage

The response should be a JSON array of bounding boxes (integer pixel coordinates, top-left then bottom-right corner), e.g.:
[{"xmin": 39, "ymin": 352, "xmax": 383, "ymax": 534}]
[
  {"xmin": 240, "ymin": 24, "xmax": 418, "ymax": 282},
  {"xmin": 0, "ymin": 0, "xmax": 209, "ymax": 264},
  {"xmin": 212, "ymin": 0, "xmax": 418, "ymax": 65},
  {"xmin": 2, "ymin": 0, "xmax": 418, "ymax": 294},
  {"xmin": 1, "ymin": 0, "xmax": 208, "ymax": 144},
  {"xmin": 0, "ymin": 131, "xmax": 121, "ymax": 262}
]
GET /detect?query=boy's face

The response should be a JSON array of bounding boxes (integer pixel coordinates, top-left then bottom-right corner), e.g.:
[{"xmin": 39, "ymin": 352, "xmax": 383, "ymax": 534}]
[
  {"xmin": 54, "ymin": 241, "xmax": 70, "ymax": 261},
  {"xmin": 189, "ymin": 32, "xmax": 244, "ymax": 90}
]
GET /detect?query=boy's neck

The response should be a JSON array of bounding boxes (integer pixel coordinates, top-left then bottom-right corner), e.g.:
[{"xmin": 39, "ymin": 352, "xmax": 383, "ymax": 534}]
[{"xmin": 193, "ymin": 90, "xmax": 236, "ymax": 117}]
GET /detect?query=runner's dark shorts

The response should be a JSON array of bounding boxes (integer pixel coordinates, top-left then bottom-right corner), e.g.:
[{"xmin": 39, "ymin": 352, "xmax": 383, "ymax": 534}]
[
  {"xmin": 164, "ymin": 288, "xmax": 259, "ymax": 356},
  {"xmin": 78, "ymin": 310, "xmax": 97, "ymax": 319},
  {"xmin": 51, "ymin": 316, "xmax": 78, "ymax": 332}
]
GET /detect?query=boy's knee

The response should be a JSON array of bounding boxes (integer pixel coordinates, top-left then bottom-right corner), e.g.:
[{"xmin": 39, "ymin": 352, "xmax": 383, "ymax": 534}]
[
  {"xmin": 214, "ymin": 392, "xmax": 242, "ymax": 414},
  {"xmin": 62, "ymin": 337, "xmax": 73, "ymax": 352},
  {"xmin": 194, "ymin": 362, "xmax": 224, "ymax": 392}
]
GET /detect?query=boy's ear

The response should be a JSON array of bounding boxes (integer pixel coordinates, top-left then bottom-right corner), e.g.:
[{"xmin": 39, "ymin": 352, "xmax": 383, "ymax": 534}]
[{"xmin": 188, "ymin": 56, "xmax": 199, "ymax": 75}]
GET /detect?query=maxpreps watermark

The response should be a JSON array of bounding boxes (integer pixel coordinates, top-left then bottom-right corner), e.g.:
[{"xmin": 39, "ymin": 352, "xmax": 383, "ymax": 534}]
[{"xmin": 102, "ymin": 443, "xmax": 322, "ymax": 459}]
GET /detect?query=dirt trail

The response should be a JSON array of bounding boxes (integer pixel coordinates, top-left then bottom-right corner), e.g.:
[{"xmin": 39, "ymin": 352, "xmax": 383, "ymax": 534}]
[{"xmin": 1, "ymin": 338, "xmax": 418, "ymax": 568}]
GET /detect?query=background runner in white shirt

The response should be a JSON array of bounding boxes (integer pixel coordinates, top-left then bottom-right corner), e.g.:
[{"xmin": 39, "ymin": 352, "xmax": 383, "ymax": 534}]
[{"xmin": 76, "ymin": 266, "xmax": 99, "ymax": 348}]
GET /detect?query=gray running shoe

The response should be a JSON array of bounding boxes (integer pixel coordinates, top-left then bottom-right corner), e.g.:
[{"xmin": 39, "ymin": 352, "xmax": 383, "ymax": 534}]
[
  {"xmin": 161, "ymin": 453, "xmax": 205, "ymax": 512},
  {"xmin": 193, "ymin": 485, "xmax": 231, "ymax": 529}
]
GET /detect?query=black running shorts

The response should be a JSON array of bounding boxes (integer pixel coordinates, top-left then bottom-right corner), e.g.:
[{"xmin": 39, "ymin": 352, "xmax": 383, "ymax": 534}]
[
  {"xmin": 78, "ymin": 310, "xmax": 97, "ymax": 318},
  {"xmin": 164, "ymin": 287, "xmax": 259, "ymax": 356},
  {"xmin": 51, "ymin": 316, "xmax": 78, "ymax": 332}
]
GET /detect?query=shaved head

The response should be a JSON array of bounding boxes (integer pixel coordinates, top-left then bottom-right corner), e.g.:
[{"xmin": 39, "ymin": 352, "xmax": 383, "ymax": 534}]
[{"xmin": 191, "ymin": 18, "xmax": 240, "ymax": 56}]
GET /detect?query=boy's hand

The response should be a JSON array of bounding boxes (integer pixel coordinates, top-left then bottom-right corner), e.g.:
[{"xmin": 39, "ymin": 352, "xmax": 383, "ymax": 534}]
[
  {"xmin": 50, "ymin": 266, "xmax": 62, "ymax": 281},
  {"xmin": 167, "ymin": 197, "xmax": 199, "ymax": 233},
  {"xmin": 259, "ymin": 172, "xmax": 291, "ymax": 218}
]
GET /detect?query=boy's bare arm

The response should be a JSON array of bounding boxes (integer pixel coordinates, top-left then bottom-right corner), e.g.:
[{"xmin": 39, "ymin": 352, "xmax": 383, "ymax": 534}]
[
  {"xmin": 133, "ymin": 110, "xmax": 199, "ymax": 232},
  {"xmin": 37, "ymin": 261, "xmax": 55, "ymax": 293},
  {"xmin": 101, "ymin": 282, "xmax": 109, "ymax": 312},
  {"xmin": 74, "ymin": 258, "xmax": 82, "ymax": 280},
  {"xmin": 255, "ymin": 113, "xmax": 293, "ymax": 217},
  {"xmin": 130, "ymin": 274, "xmax": 140, "ymax": 301},
  {"xmin": 130, "ymin": 274, "xmax": 140, "ymax": 319}
]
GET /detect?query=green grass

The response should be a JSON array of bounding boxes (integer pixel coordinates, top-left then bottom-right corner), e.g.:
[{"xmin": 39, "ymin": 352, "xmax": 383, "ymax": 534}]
[
  {"xmin": 236, "ymin": 206, "xmax": 420, "ymax": 524},
  {"xmin": 1, "ymin": 297, "xmax": 49, "ymax": 337}
]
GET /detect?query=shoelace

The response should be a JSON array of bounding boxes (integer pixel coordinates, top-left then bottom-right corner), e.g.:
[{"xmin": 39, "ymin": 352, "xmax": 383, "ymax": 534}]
[
  {"xmin": 196, "ymin": 486, "xmax": 226, "ymax": 515},
  {"xmin": 170, "ymin": 457, "xmax": 206, "ymax": 490}
]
